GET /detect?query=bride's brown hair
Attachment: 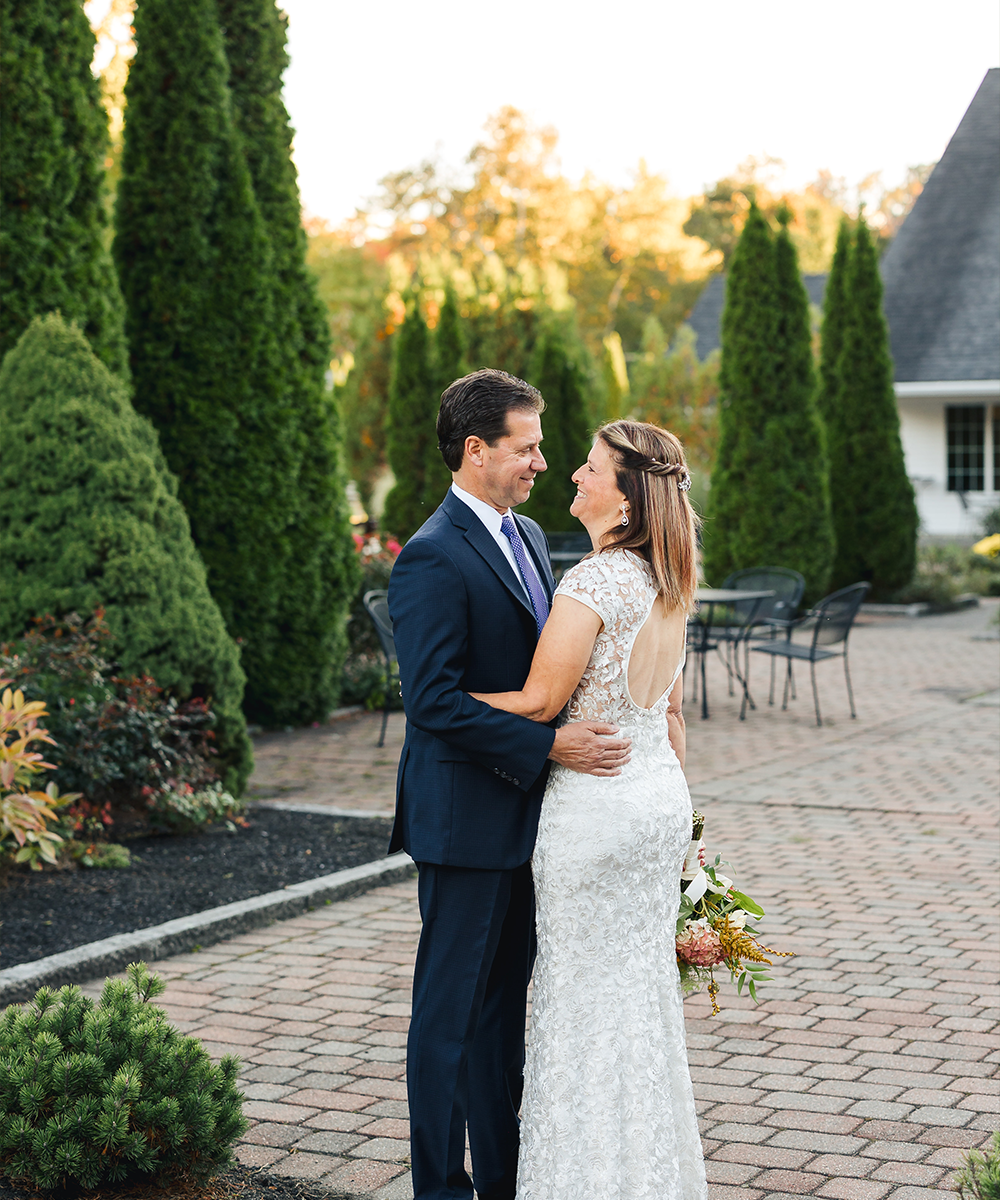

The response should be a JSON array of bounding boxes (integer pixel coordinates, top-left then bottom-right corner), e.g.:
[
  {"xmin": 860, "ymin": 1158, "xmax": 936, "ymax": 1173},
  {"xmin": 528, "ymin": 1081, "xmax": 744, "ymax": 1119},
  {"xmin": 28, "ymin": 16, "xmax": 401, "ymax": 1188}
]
[{"xmin": 595, "ymin": 420, "xmax": 700, "ymax": 612}]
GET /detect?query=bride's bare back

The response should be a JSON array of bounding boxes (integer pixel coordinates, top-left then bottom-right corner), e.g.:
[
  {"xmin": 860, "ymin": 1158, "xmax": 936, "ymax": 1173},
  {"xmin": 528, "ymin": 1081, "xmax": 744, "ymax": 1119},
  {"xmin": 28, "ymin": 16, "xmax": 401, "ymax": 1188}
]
[{"xmin": 626, "ymin": 598, "xmax": 687, "ymax": 710}]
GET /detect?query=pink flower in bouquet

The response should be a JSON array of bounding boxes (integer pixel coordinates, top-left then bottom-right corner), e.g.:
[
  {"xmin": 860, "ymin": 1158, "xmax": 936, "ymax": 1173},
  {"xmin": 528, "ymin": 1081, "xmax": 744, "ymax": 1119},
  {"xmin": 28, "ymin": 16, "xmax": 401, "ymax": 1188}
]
[
  {"xmin": 676, "ymin": 922, "xmax": 726, "ymax": 967},
  {"xmin": 386, "ymin": 538, "xmax": 402, "ymax": 557}
]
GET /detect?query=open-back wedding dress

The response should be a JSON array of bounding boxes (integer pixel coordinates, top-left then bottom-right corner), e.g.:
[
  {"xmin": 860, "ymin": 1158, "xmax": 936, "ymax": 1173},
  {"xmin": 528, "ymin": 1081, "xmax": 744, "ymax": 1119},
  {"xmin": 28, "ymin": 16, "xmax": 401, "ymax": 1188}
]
[{"xmin": 516, "ymin": 549, "xmax": 707, "ymax": 1200}]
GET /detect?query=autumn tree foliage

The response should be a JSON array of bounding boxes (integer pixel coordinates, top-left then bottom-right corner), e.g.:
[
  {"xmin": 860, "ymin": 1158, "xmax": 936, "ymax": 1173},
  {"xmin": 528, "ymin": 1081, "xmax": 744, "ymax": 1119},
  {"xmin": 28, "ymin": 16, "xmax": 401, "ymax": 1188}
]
[
  {"xmin": 346, "ymin": 108, "xmax": 717, "ymax": 358},
  {"xmin": 629, "ymin": 318, "xmax": 719, "ymax": 475}
]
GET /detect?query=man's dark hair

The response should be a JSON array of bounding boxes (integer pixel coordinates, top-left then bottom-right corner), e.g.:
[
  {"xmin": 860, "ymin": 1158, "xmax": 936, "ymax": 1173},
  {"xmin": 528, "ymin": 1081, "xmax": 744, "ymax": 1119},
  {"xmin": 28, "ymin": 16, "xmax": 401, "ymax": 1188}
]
[{"xmin": 436, "ymin": 369, "xmax": 545, "ymax": 472}]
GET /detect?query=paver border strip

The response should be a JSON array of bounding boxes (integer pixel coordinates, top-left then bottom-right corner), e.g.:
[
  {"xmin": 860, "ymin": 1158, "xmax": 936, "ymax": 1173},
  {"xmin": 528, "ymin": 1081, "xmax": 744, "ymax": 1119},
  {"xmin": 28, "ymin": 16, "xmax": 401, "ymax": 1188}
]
[{"xmin": 0, "ymin": 852, "xmax": 415, "ymax": 1007}]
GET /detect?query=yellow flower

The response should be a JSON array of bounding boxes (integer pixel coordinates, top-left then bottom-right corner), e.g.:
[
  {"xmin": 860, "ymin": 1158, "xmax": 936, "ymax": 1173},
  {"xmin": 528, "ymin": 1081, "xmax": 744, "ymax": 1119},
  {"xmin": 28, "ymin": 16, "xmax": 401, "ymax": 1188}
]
[{"xmin": 972, "ymin": 533, "xmax": 1000, "ymax": 558}]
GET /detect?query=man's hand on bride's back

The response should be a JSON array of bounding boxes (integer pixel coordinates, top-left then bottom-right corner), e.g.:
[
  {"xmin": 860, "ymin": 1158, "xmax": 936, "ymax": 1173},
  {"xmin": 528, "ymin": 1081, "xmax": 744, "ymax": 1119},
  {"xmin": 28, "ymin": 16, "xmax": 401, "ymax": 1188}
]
[{"xmin": 549, "ymin": 722, "xmax": 631, "ymax": 776}]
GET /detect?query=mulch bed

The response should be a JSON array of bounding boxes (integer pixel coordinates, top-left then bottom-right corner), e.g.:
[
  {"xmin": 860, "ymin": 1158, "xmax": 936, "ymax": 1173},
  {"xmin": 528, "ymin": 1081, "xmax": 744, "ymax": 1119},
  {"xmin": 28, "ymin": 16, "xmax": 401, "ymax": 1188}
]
[
  {"xmin": 0, "ymin": 1165, "xmax": 351, "ymax": 1200},
  {"xmin": 0, "ymin": 809, "xmax": 393, "ymax": 971}
]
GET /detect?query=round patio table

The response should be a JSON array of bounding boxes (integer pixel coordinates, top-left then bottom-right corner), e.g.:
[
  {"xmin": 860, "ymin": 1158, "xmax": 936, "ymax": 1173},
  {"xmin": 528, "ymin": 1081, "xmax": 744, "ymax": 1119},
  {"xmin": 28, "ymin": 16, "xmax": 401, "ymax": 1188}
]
[{"xmin": 690, "ymin": 587, "xmax": 775, "ymax": 720}]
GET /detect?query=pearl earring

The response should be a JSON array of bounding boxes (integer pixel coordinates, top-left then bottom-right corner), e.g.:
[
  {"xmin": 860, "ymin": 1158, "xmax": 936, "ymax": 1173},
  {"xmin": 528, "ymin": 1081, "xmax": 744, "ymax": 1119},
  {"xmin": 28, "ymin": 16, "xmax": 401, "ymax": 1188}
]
[{"xmin": 620, "ymin": 503, "xmax": 629, "ymax": 527}]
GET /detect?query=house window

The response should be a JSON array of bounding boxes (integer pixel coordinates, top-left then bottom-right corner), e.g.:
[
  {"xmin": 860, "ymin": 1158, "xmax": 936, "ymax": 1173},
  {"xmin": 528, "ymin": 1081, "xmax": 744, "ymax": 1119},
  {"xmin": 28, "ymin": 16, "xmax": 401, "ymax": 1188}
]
[
  {"xmin": 994, "ymin": 407, "xmax": 1000, "ymax": 492},
  {"xmin": 946, "ymin": 405, "xmax": 985, "ymax": 491}
]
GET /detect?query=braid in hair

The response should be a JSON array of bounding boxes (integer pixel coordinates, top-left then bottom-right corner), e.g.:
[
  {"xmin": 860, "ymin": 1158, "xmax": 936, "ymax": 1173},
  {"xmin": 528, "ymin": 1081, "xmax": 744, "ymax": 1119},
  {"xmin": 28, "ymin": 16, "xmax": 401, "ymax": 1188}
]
[{"xmin": 606, "ymin": 437, "xmax": 691, "ymax": 489}]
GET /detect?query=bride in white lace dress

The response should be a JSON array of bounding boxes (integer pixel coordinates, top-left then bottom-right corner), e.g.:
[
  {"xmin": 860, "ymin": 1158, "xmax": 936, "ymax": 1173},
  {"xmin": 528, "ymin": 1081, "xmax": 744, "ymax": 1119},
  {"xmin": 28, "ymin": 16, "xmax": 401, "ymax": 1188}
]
[{"xmin": 472, "ymin": 420, "xmax": 707, "ymax": 1200}]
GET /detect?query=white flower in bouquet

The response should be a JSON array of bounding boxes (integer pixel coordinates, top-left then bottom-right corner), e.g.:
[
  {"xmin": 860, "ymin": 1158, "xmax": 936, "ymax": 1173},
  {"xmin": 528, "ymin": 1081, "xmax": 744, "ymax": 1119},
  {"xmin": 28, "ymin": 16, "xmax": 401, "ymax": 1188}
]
[{"xmin": 705, "ymin": 872, "xmax": 734, "ymax": 895}]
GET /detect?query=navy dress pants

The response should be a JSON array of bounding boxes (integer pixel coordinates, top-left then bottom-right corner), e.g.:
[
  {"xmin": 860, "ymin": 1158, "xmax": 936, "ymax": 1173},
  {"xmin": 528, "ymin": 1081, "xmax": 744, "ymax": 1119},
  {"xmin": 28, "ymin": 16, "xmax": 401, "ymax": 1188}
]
[{"xmin": 408, "ymin": 860, "xmax": 536, "ymax": 1200}]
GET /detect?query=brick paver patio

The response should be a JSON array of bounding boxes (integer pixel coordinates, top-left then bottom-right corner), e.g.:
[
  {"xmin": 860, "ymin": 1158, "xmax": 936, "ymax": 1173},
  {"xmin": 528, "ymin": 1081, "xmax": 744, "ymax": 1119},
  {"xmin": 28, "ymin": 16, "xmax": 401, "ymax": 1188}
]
[{"xmin": 75, "ymin": 602, "xmax": 998, "ymax": 1198}]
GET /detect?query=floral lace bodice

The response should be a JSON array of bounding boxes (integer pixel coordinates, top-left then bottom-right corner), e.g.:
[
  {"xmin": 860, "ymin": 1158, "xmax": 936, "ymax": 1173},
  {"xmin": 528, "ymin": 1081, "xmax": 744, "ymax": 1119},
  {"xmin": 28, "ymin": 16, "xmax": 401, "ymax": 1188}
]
[{"xmin": 555, "ymin": 548, "xmax": 684, "ymax": 727}]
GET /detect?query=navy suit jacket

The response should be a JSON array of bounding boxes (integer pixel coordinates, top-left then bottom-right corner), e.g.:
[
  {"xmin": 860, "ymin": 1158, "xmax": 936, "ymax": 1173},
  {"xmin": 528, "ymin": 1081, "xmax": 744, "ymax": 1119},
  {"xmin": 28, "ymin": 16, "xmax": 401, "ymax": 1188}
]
[{"xmin": 387, "ymin": 489, "xmax": 557, "ymax": 869}]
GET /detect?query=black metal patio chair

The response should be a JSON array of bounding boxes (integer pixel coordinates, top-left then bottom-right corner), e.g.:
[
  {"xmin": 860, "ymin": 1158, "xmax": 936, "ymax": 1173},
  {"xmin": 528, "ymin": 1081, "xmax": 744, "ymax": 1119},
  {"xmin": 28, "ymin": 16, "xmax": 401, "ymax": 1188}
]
[
  {"xmin": 722, "ymin": 567, "xmax": 806, "ymax": 713},
  {"xmin": 362, "ymin": 589, "xmax": 397, "ymax": 748},
  {"xmin": 751, "ymin": 582, "xmax": 871, "ymax": 726},
  {"xmin": 686, "ymin": 591, "xmax": 770, "ymax": 720}
]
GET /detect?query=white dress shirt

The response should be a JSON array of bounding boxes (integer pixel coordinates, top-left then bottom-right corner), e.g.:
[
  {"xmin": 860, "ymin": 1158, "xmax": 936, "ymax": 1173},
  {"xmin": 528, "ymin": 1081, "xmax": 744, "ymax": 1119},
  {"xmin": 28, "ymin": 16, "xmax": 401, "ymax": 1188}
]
[{"xmin": 450, "ymin": 482, "xmax": 532, "ymax": 602}]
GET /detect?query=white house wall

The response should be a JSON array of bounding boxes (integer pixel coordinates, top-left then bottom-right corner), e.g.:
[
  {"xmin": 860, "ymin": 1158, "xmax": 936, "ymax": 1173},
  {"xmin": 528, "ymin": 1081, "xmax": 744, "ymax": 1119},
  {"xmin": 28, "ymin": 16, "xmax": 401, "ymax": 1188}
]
[{"xmin": 896, "ymin": 387, "xmax": 999, "ymax": 538}]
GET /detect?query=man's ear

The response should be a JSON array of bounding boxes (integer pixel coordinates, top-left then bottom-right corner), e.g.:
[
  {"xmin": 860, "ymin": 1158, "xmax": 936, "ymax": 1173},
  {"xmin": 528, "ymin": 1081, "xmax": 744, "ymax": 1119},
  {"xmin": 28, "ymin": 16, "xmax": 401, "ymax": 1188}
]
[{"xmin": 465, "ymin": 435, "xmax": 486, "ymax": 467}]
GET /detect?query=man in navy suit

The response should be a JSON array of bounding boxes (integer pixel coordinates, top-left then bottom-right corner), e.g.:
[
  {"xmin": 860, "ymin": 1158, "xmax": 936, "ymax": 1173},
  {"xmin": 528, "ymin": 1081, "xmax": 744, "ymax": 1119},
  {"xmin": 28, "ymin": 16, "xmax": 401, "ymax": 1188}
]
[{"xmin": 388, "ymin": 369, "xmax": 630, "ymax": 1200}]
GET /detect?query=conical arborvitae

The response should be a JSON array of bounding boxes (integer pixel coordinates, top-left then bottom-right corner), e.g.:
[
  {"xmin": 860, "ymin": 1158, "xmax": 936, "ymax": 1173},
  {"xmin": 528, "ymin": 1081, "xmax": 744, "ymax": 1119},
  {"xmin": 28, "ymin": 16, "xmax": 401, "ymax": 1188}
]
[
  {"xmin": 702, "ymin": 204, "xmax": 779, "ymax": 585},
  {"xmin": 382, "ymin": 298, "xmax": 435, "ymax": 541},
  {"xmin": 601, "ymin": 331, "xmax": 630, "ymax": 422},
  {"xmin": 816, "ymin": 217, "xmax": 852, "ymax": 428},
  {"xmin": 0, "ymin": 315, "xmax": 253, "ymax": 794},
  {"xmin": 520, "ymin": 320, "xmax": 592, "ymax": 533},
  {"xmin": 216, "ymin": 0, "xmax": 358, "ymax": 723},
  {"xmin": 424, "ymin": 285, "xmax": 466, "ymax": 510},
  {"xmin": 114, "ymin": 0, "xmax": 337, "ymax": 725},
  {"xmin": 764, "ymin": 211, "xmax": 835, "ymax": 598},
  {"xmin": 826, "ymin": 218, "xmax": 918, "ymax": 597},
  {"xmin": 0, "ymin": 0, "xmax": 128, "ymax": 373}
]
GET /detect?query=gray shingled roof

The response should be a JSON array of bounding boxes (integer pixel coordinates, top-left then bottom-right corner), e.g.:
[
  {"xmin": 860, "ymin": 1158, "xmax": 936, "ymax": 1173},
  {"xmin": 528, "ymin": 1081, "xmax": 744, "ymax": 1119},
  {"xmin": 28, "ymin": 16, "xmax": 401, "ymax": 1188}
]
[
  {"xmin": 683, "ymin": 273, "xmax": 828, "ymax": 359},
  {"xmin": 881, "ymin": 69, "xmax": 1000, "ymax": 382}
]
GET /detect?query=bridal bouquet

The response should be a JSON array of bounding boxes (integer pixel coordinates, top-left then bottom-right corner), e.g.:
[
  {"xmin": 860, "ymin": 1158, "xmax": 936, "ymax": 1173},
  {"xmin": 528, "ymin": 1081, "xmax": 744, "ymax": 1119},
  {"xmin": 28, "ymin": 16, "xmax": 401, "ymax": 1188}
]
[{"xmin": 676, "ymin": 811, "xmax": 793, "ymax": 1015}]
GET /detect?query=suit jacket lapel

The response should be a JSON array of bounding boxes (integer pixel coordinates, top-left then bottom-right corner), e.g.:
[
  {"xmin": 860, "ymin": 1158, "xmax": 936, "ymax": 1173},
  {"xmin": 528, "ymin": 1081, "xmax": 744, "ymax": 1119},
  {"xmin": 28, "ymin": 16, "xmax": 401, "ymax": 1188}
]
[{"xmin": 442, "ymin": 491, "xmax": 537, "ymax": 622}]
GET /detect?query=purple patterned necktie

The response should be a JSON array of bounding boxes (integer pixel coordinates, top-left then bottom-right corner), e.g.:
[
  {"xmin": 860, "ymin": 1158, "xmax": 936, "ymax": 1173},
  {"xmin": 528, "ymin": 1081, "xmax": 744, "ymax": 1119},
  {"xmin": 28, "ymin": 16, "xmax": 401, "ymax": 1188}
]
[{"xmin": 500, "ymin": 513, "xmax": 550, "ymax": 635}]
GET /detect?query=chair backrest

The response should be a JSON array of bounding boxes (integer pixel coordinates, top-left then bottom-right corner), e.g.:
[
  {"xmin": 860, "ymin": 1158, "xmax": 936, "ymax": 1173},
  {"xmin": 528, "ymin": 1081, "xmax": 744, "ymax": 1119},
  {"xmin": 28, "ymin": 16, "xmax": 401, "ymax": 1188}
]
[
  {"xmin": 363, "ymin": 590, "xmax": 396, "ymax": 663},
  {"xmin": 545, "ymin": 531, "xmax": 592, "ymax": 581},
  {"xmin": 809, "ymin": 582, "xmax": 871, "ymax": 649},
  {"xmin": 723, "ymin": 566, "xmax": 806, "ymax": 624}
]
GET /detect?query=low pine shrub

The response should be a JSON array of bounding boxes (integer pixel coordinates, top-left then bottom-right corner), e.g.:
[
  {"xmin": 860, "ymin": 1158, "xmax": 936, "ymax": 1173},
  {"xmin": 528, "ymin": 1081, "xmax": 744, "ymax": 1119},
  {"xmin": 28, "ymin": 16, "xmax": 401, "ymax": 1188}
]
[
  {"xmin": 0, "ymin": 963, "xmax": 247, "ymax": 1191},
  {"xmin": 954, "ymin": 1131, "xmax": 1000, "ymax": 1200}
]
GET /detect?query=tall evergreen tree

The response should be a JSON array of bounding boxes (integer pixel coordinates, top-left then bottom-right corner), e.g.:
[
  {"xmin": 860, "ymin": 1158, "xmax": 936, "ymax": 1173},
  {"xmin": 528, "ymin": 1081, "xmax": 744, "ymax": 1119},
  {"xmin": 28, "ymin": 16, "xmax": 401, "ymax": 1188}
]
[
  {"xmin": 601, "ymin": 332, "xmax": 630, "ymax": 422},
  {"xmin": 702, "ymin": 204, "xmax": 778, "ymax": 586},
  {"xmin": 520, "ymin": 321, "xmax": 592, "ymax": 532},
  {"xmin": 340, "ymin": 324, "xmax": 392, "ymax": 512},
  {"xmin": 424, "ymin": 285, "xmax": 466, "ymax": 509},
  {"xmin": 216, "ymin": 0, "xmax": 358, "ymax": 723},
  {"xmin": 114, "ymin": 0, "xmax": 338, "ymax": 725},
  {"xmin": 0, "ymin": 0, "xmax": 128, "ymax": 373},
  {"xmin": 816, "ymin": 217, "xmax": 852, "ymax": 427},
  {"xmin": 827, "ymin": 218, "xmax": 917, "ymax": 596},
  {"xmin": 0, "ymin": 315, "xmax": 253, "ymax": 793},
  {"xmin": 382, "ymin": 298, "xmax": 435, "ymax": 540},
  {"xmin": 704, "ymin": 206, "xmax": 835, "ymax": 597},
  {"xmin": 766, "ymin": 210, "xmax": 834, "ymax": 596}
]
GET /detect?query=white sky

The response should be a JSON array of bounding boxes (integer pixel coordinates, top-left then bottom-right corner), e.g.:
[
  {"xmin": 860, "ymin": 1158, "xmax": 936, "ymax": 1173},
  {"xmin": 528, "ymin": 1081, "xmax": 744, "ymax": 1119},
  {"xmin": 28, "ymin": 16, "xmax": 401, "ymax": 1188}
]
[{"xmin": 280, "ymin": 0, "xmax": 999, "ymax": 226}]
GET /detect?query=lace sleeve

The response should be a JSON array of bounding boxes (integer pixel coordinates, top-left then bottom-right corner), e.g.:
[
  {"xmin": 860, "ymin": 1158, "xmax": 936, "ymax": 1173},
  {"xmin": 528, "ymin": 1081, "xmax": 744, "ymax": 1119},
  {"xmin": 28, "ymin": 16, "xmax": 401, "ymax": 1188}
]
[{"xmin": 554, "ymin": 553, "xmax": 622, "ymax": 627}]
